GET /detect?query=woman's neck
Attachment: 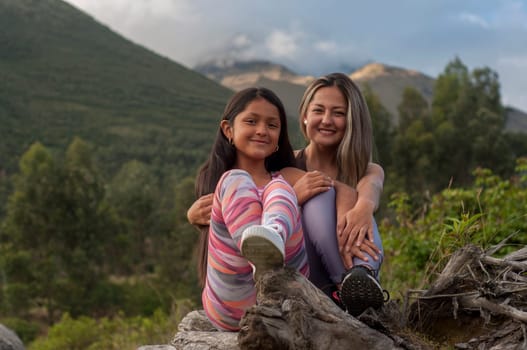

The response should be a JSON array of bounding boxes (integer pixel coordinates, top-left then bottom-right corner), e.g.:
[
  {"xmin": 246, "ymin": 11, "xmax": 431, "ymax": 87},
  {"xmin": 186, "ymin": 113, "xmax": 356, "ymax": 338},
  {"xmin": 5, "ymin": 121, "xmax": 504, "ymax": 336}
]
[{"xmin": 305, "ymin": 144, "xmax": 338, "ymax": 179}]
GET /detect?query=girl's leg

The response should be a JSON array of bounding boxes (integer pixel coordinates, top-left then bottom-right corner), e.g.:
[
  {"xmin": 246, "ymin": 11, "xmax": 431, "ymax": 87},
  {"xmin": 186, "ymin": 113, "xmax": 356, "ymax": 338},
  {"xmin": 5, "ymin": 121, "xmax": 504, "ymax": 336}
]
[
  {"xmin": 301, "ymin": 188, "xmax": 346, "ymax": 286},
  {"xmin": 261, "ymin": 176, "xmax": 308, "ymax": 277},
  {"xmin": 202, "ymin": 169, "xmax": 263, "ymax": 331}
]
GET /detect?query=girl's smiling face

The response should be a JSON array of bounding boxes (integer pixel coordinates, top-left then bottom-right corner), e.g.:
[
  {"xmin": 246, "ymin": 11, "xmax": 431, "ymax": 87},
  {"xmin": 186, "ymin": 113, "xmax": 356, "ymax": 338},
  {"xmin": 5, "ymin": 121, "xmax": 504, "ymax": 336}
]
[
  {"xmin": 222, "ymin": 97, "xmax": 281, "ymax": 168},
  {"xmin": 304, "ymin": 86, "xmax": 347, "ymax": 149}
]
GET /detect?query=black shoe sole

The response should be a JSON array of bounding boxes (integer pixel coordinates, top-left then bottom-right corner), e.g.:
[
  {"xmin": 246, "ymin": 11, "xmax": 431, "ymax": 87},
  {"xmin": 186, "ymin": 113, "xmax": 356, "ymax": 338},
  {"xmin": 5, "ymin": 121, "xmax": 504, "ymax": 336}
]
[{"xmin": 340, "ymin": 270, "xmax": 385, "ymax": 317}]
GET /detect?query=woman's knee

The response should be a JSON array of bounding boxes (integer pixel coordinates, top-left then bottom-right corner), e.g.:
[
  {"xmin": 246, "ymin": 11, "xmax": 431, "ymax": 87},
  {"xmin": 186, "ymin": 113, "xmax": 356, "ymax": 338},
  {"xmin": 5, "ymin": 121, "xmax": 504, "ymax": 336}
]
[{"xmin": 302, "ymin": 188, "xmax": 336, "ymax": 242}]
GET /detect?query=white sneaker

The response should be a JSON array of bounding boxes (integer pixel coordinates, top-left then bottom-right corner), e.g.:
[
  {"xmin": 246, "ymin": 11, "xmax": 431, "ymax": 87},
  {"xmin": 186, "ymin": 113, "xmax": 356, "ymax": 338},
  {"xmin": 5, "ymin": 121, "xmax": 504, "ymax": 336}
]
[{"xmin": 241, "ymin": 225, "xmax": 285, "ymax": 280}]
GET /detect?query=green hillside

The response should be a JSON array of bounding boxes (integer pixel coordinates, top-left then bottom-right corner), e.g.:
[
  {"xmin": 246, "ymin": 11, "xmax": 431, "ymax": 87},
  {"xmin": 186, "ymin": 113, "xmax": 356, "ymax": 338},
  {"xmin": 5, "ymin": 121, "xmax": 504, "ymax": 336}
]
[{"xmin": 0, "ymin": 0, "xmax": 232, "ymax": 179}]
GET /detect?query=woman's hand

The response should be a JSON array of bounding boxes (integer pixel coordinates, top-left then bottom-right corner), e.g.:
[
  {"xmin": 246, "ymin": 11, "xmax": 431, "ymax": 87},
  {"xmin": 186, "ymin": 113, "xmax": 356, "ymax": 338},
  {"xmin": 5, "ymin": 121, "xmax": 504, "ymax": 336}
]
[
  {"xmin": 187, "ymin": 193, "xmax": 213, "ymax": 226},
  {"xmin": 340, "ymin": 241, "xmax": 381, "ymax": 269},
  {"xmin": 337, "ymin": 200, "xmax": 380, "ymax": 266},
  {"xmin": 338, "ymin": 200, "xmax": 376, "ymax": 244},
  {"xmin": 340, "ymin": 239, "xmax": 380, "ymax": 269},
  {"xmin": 292, "ymin": 170, "xmax": 333, "ymax": 205}
]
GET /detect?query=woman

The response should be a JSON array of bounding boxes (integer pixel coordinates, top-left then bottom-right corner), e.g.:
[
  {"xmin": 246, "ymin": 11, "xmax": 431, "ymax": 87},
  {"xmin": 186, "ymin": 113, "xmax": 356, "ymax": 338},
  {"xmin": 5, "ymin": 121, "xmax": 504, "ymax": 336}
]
[{"xmin": 294, "ymin": 73, "xmax": 387, "ymax": 316}]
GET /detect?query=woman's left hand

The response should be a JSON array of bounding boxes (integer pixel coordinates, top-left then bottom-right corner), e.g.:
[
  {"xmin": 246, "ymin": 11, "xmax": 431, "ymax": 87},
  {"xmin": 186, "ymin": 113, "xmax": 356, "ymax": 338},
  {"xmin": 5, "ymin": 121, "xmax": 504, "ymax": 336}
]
[
  {"xmin": 340, "ymin": 239, "xmax": 380, "ymax": 269},
  {"xmin": 336, "ymin": 201, "xmax": 379, "ymax": 262}
]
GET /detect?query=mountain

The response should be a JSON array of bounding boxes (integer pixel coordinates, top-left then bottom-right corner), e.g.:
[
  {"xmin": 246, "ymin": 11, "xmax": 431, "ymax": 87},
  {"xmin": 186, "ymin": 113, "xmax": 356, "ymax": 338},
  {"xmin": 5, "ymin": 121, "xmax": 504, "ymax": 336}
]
[
  {"xmin": 195, "ymin": 59, "xmax": 314, "ymax": 89},
  {"xmin": 196, "ymin": 60, "xmax": 527, "ymax": 133},
  {"xmin": 195, "ymin": 60, "xmax": 435, "ymax": 125},
  {"xmin": 350, "ymin": 63, "xmax": 435, "ymax": 124},
  {"xmin": 505, "ymin": 107, "xmax": 527, "ymax": 132},
  {"xmin": 195, "ymin": 60, "xmax": 312, "ymax": 144},
  {"xmin": 195, "ymin": 60, "xmax": 311, "ymax": 117},
  {"xmin": 0, "ymin": 0, "xmax": 233, "ymax": 178}
]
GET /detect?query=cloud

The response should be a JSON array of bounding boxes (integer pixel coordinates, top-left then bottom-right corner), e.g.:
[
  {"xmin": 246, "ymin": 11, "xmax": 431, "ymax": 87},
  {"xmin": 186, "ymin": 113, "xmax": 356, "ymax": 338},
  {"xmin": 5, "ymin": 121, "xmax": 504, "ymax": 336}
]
[
  {"xmin": 68, "ymin": 0, "xmax": 199, "ymax": 29},
  {"xmin": 457, "ymin": 13, "xmax": 489, "ymax": 28},
  {"xmin": 265, "ymin": 30, "xmax": 300, "ymax": 59},
  {"xmin": 63, "ymin": 0, "xmax": 527, "ymax": 111},
  {"xmin": 314, "ymin": 40, "xmax": 338, "ymax": 53},
  {"xmin": 232, "ymin": 34, "xmax": 252, "ymax": 49},
  {"xmin": 497, "ymin": 55, "xmax": 527, "ymax": 109},
  {"xmin": 492, "ymin": 0, "xmax": 527, "ymax": 29}
]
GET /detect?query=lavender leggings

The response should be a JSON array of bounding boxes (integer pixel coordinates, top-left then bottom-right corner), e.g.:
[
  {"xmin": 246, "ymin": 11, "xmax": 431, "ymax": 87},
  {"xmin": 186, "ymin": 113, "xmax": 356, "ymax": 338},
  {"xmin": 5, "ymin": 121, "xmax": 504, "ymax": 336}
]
[{"xmin": 301, "ymin": 188, "xmax": 384, "ymax": 295}]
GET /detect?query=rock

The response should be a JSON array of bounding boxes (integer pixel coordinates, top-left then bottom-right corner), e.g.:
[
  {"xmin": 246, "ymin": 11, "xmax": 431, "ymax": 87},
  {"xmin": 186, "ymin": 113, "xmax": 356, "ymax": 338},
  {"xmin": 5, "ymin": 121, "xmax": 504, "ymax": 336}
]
[
  {"xmin": 171, "ymin": 310, "xmax": 239, "ymax": 350},
  {"xmin": 137, "ymin": 346, "xmax": 176, "ymax": 350},
  {"xmin": 0, "ymin": 324, "xmax": 24, "ymax": 350}
]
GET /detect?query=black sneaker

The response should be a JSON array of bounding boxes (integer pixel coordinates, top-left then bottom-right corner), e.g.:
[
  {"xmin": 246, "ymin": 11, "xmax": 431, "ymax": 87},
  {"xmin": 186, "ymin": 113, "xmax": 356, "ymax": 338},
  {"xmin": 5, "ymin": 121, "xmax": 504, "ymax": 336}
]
[{"xmin": 339, "ymin": 266, "xmax": 389, "ymax": 317}]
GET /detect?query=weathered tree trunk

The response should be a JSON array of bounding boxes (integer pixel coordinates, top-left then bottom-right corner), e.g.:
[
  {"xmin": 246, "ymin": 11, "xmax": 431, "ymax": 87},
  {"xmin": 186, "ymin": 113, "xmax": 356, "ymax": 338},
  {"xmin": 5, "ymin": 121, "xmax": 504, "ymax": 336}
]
[
  {"xmin": 237, "ymin": 267, "xmax": 403, "ymax": 349},
  {"xmin": 167, "ymin": 244, "xmax": 527, "ymax": 350},
  {"xmin": 171, "ymin": 268, "xmax": 419, "ymax": 350},
  {"xmin": 407, "ymin": 244, "xmax": 527, "ymax": 349}
]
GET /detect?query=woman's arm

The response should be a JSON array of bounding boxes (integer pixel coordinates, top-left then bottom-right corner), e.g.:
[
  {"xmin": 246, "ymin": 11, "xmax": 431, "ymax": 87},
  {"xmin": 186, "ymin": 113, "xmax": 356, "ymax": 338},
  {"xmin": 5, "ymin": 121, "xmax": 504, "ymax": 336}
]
[
  {"xmin": 337, "ymin": 162, "xmax": 384, "ymax": 262},
  {"xmin": 186, "ymin": 193, "xmax": 214, "ymax": 226},
  {"xmin": 356, "ymin": 162, "xmax": 384, "ymax": 213}
]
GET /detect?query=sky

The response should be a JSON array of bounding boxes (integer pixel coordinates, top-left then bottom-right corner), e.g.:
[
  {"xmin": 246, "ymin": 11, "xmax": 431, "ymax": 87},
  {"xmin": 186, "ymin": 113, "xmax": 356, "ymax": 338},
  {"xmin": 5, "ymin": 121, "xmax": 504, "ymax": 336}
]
[{"xmin": 63, "ymin": 0, "xmax": 527, "ymax": 111}]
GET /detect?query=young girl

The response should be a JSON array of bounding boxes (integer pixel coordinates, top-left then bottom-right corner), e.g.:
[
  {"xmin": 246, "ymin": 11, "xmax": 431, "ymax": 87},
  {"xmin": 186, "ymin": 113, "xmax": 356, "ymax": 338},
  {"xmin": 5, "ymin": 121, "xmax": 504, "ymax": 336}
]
[{"xmin": 194, "ymin": 87, "xmax": 330, "ymax": 331}]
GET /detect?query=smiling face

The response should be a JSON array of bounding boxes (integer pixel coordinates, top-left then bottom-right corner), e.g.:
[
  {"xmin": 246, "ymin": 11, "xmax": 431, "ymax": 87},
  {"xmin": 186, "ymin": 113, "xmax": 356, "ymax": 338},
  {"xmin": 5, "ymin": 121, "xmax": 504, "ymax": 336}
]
[
  {"xmin": 221, "ymin": 97, "xmax": 281, "ymax": 170},
  {"xmin": 303, "ymin": 85, "xmax": 348, "ymax": 149}
]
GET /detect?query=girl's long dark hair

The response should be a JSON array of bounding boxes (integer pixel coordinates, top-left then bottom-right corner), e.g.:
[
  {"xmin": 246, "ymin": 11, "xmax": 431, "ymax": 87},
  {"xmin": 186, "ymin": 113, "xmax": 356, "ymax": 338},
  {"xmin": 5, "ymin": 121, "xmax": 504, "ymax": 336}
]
[{"xmin": 195, "ymin": 87, "xmax": 295, "ymax": 286}]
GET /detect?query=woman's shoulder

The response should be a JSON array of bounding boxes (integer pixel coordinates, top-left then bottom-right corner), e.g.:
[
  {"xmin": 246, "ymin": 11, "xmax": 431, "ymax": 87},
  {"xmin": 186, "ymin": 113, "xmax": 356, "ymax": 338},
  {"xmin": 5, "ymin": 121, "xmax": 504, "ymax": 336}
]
[
  {"xmin": 293, "ymin": 148, "xmax": 307, "ymax": 171},
  {"xmin": 278, "ymin": 167, "xmax": 306, "ymax": 186}
]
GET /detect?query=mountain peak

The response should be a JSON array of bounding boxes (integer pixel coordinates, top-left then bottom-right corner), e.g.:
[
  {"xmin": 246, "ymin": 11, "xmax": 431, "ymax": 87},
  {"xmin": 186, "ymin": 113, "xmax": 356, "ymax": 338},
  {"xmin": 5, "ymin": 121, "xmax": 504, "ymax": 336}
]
[
  {"xmin": 351, "ymin": 62, "xmax": 424, "ymax": 81},
  {"xmin": 195, "ymin": 59, "xmax": 314, "ymax": 91}
]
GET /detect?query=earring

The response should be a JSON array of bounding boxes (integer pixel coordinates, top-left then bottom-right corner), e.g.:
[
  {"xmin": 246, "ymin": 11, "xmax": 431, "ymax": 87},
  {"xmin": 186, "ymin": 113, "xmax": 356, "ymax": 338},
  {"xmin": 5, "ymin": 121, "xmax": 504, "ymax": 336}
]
[
  {"xmin": 228, "ymin": 138, "xmax": 234, "ymax": 146},
  {"xmin": 275, "ymin": 145, "xmax": 279, "ymax": 152},
  {"xmin": 303, "ymin": 120, "xmax": 308, "ymax": 125}
]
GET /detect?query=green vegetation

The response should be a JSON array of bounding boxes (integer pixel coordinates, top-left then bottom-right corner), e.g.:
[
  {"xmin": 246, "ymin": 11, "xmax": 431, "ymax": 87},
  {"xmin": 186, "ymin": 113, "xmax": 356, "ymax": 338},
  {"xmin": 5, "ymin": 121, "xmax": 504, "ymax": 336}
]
[
  {"xmin": 381, "ymin": 158, "xmax": 527, "ymax": 294},
  {"xmin": 27, "ymin": 303, "xmax": 194, "ymax": 350},
  {"xmin": 369, "ymin": 57, "xmax": 527, "ymax": 208},
  {"xmin": 1, "ymin": 0, "xmax": 526, "ymax": 348},
  {"xmin": 0, "ymin": 0, "xmax": 232, "ymax": 192},
  {"xmin": 0, "ymin": 138, "xmax": 200, "ymax": 347}
]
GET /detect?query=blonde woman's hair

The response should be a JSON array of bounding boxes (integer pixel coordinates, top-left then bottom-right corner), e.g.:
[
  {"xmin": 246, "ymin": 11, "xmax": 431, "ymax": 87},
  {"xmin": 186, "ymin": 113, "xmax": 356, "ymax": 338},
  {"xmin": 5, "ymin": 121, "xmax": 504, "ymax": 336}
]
[{"xmin": 299, "ymin": 73, "xmax": 372, "ymax": 187}]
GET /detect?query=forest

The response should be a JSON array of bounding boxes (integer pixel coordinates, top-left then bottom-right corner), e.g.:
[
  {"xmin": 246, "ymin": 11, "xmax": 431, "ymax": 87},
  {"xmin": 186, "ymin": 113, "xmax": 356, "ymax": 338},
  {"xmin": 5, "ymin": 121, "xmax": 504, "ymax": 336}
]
[{"xmin": 1, "ymin": 55, "xmax": 526, "ymax": 349}]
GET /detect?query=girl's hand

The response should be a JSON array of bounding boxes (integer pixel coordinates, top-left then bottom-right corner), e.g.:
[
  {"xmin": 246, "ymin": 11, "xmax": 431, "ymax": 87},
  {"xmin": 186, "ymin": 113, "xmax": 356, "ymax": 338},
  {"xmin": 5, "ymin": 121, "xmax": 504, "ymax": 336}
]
[
  {"xmin": 293, "ymin": 170, "xmax": 333, "ymax": 205},
  {"xmin": 187, "ymin": 193, "xmax": 213, "ymax": 226}
]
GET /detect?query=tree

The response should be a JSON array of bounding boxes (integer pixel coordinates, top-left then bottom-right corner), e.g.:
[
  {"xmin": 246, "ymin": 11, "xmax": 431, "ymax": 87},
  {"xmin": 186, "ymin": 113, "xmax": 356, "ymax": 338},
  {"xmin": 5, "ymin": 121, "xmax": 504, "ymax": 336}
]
[
  {"xmin": 2, "ymin": 139, "xmax": 118, "ymax": 321},
  {"xmin": 106, "ymin": 160, "xmax": 159, "ymax": 274},
  {"xmin": 2, "ymin": 142, "xmax": 59, "ymax": 319},
  {"xmin": 391, "ymin": 87, "xmax": 434, "ymax": 195},
  {"xmin": 156, "ymin": 176, "xmax": 200, "ymax": 302},
  {"xmin": 429, "ymin": 58, "xmax": 510, "ymax": 189},
  {"xmin": 363, "ymin": 85, "xmax": 394, "ymax": 169}
]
